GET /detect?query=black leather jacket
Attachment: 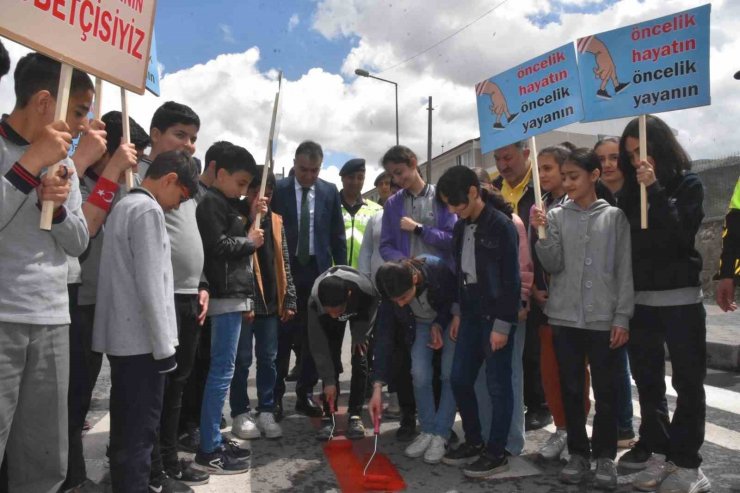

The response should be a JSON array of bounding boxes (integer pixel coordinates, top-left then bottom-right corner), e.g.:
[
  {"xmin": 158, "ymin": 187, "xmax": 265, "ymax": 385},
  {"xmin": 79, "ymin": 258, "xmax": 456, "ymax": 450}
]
[{"xmin": 196, "ymin": 188, "xmax": 257, "ymax": 300}]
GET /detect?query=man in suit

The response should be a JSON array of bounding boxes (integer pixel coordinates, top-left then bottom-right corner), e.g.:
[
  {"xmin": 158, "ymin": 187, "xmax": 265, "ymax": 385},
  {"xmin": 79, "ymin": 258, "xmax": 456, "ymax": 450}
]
[{"xmin": 272, "ymin": 141, "xmax": 347, "ymax": 419}]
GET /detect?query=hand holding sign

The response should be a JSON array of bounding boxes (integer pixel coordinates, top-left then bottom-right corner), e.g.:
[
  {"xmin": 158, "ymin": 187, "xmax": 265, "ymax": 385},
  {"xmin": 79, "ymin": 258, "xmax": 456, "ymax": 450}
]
[{"xmin": 19, "ymin": 120, "xmax": 73, "ymax": 176}]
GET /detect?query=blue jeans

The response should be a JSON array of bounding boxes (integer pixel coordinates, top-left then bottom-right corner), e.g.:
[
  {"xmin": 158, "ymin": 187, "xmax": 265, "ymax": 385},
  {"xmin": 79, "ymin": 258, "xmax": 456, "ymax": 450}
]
[
  {"xmin": 451, "ymin": 293, "xmax": 515, "ymax": 457},
  {"xmin": 475, "ymin": 315, "xmax": 525, "ymax": 455},
  {"xmin": 410, "ymin": 321, "xmax": 457, "ymax": 439},
  {"xmin": 230, "ymin": 315, "xmax": 279, "ymax": 415},
  {"xmin": 200, "ymin": 312, "xmax": 242, "ymax": 453},
  {"xmin": 617, "ymin": 345, "xmax": 634, "ymax": 431}
]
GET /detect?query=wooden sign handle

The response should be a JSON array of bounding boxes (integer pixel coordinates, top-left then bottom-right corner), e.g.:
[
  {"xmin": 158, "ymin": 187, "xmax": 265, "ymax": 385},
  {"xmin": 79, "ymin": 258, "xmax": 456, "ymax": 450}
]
[
  {"xmin": 639, "ymin": 115, "xmax": 648, "ymax": 229},
  {"xmin": 40, "ymin": 63, "xmax": 74, "ymax": 230},
  {"xmin": 93, "ymin": 78, "xmax": 103, "ymax": 120},
  {"xmin": 255, "ymin": 72, "xmax": 283, "ymax": 226},
  {"xmin": 529, "ymin": 137, "xmax": 546, "ymax": 239},
  {"xmin": 121, "ymin": 87, "xmax": 134, "ymax": 190}
]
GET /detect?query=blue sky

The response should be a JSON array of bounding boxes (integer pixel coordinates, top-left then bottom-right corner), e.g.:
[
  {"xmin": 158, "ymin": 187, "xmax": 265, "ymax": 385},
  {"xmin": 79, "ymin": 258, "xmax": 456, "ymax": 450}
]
[{"xmin": 154, "ymin": 1, "xmax": 354, "ymax": 80}]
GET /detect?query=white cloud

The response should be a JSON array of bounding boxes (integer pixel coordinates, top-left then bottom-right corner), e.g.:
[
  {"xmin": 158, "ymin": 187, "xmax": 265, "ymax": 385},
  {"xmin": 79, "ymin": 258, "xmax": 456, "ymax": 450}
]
[
  {"xmin": 1, "ymin": 0, "xmax": 739, "ymax": 195},
  {"xmin": 288, "ymin": 14, "xmax": 300, "ymax": 32},
  {"xmin": 218, "ymin": 24, "xmax": 236, "ymax": 44}
]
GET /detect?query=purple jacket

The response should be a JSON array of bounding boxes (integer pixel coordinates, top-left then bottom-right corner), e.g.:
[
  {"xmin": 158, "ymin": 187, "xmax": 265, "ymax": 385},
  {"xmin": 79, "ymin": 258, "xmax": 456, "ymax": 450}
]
[{"xmin": 379, "ymin": 186, "xmax": 456, "ymax": 269}]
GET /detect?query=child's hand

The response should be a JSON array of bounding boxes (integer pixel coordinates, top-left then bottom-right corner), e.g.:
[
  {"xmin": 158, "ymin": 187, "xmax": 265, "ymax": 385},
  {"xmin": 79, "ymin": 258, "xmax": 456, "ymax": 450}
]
[
  {"xmin": 20, "ymin": 120, "xmax": 73, "ymax": 175},
  {"xmin": 107, "ymin": 143, "xmax": 138, "ymax": 177},
  {"xmin": 248, "ymin": 225, "xmax": 265, "ymax": 248},
  {"xmin": 449, "ymin": 315, "xmax": 460, "ymax": 342},
  {"xmin": 72, "ymin": 119, "xmax": 107, "ymax": 173},
  {"xmin": 368, "ymin": 384, "xmax": 383, "ymax": 424},
  {"xmin": 428, "ymin": 324, "xmax": 444, "ymax": 349},
  {"xmin": 37, "ymin": 165, "xmax": 74, "ymax": 209},
  {"xmin": 532, "ymin": 288, "xmax": 549, "ymax": 307},
  {"xmin": 530, "ymin": 206, "xmax": 547, "ymax": 229},
  {"xmin": 610, "ymin": 326, "xmax": 629, "ymax": 349},
  {"xmin": 490, "ymin": 331, "xmax": 508, "ymax": 351},
  {"xmin": 280, "ymin": 308, "xmax": 296, "ymax": 322},
  {"xmin": 636, "ymin": 161, "xmax": 657, "ymax": 187},
  {"xmin": 242, "ymin": 311, "xmax": 255, "ymax": 324},
  {"xmin": 324, "ymin": 385, "xmax": 337, "ymax": 411},
  {"xmin": 400, "ymin": 216, "xmax": 420, "ymax": 232}
]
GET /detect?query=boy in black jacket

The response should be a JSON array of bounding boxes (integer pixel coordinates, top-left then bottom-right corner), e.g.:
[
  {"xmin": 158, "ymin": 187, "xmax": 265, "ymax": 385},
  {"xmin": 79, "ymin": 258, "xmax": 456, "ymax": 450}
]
[{"xmin": 194, "ymin": 145, "xmax": 263, "ymax": 474}]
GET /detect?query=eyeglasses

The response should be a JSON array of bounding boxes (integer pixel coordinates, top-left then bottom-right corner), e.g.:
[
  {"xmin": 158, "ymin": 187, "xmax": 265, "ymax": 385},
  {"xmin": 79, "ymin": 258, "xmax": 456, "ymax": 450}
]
[{"xmin": 178, "ymin": 183, "xmax": 191, "ymax": 204}]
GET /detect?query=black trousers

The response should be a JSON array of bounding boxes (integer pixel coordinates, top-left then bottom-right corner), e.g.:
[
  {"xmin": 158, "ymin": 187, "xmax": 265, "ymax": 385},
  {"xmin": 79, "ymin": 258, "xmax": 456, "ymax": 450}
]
[
  {"xmin": 275, "ymin": 257, "xmax": 320, "ymax": 402},
  {"xmin": 109, "ymin": 354, "xmax": 165, "ymax": 493},
  {"xmin": 389, "ymin": 314, "xmax": 416, "ymax": 419},
  {"xmin": 180, "ymin": 318, "xmax": 211, "ymax": 434},
  {"xmin": 523, "ymin": 311, "xmax": 547, "ymax": 411},
  {"xmin": 553, "ymin": 326, "xmax": 618, "ymax": 460},
  {"xmin": 628, "ymin": 303, "xmax": 706, "ymax": 468},
  {"xmin": 317, "ymin": 316, "xmax": 368, "ymax": 416},
  {"xmin": 65, "ymin": 288, "xmax": 103, "ymax": 489},
  {"xmin": 151, "ymin": 295, "xmax": 202, "ymax": 478}
]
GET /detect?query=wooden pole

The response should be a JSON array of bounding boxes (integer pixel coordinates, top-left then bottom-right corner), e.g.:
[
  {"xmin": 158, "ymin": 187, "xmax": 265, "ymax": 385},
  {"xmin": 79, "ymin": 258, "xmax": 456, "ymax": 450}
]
[
  {"xmin": 40, "ymin": 63, "xmax": 74, "ymax": 230},
  {"xmin": 639, "ymin": 115, "xmax": 648, "ymax": 229},
  {"xmin": 93, "ymin": 78, "xmax": 103, "ymax": 120},
  {"xmin": 120, "ymin": 87, "xmax": 134, "ymax": 190},
  {"xmin": 529, "ymin": 136, "xmax": 546, "ymax": 239},
  {"xmin": 255, "ymin": 72, "xmax": 283, "ymax": 225}
]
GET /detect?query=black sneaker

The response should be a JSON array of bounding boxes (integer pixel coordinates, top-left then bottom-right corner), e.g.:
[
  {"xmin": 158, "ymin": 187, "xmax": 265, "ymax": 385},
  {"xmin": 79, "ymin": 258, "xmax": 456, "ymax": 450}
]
[
  {"xmin": 618, "ymin": 444, "xmax": 652, "ymax": 470},
  {"xmin": 442, "ymin": 442, "xmax": 484, "ymax": 466},
  {"xmin": 222, "ymin": 436, "xmax": 252, "ymax": 460},
  {"xmin": 166, "ymin": 459, "xmax": 210, "ymax": 486},
  {"xmin": 463, "ymin": 452, "xmax": 509, "ymax": 478},
  {"xmin": 194, "ymin": 446, "xmax": 249, "ymax": 475},
  {"xmin": 316, "ymin": 419, "xmax": 334, "ymax": 442},
  {"xmin": 177, "ymin": 428, "xmax": 200, "ymax": 453},
  {"xmin": 396, "ymin": 418, "xmax": 417, "ymax": 442},
  {"xmin": 524, "ymin": 408, "xmax": 553, "ymax": 431},
  {"xmin": 149, "ymin": 473, "xmax": 193, "ymax": 493},
  {"xmin": 493, "ymin": 122, "xmax": 505, "ymax": 130},
  {"xmin": 346, "ymin": 416, "xmax": 366, "ymax": 440},
  {"xmin": 596, "ymin": 89, "xmax": 612, "ymax": 99},
  {"xmin": 507, "ymin": 112, "xmax": 519, "ymax": 123}
]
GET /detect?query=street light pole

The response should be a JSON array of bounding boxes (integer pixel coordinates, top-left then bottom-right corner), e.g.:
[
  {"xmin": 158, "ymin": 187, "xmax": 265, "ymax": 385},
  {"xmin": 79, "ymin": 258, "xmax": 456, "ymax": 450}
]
[{"xmin": 355, "ymin": 68, "xmax": 399, "ymax": 145}]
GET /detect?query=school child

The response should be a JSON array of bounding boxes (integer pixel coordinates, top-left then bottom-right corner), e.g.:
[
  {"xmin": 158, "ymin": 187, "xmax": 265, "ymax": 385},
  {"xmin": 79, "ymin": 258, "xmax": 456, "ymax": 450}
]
[
  {"xmin": 369, "ymin": 255, "xmax": 458, "ymax": 464},
  {"xmin": 435, "ymin": 166, "xmax": 521, "ymax": 478},
  {"xmin": 309, "ymin": 266, "xmax": 380, "ymax": 441},
  {"xmin": 194, "ymin": 144, "xmax": 263, "ymax": 474},
  {"xmin": 471, "ymin": 185, "xmax": 533, "ymax": 457},
  {"xmin": 92, "ymin": 150, "xmax": 200, "ymax": 493},
  {"xmin": 230, "ymin": 166, "xmax": 297, "ymax": 440},
  {"xmin": 616, "ymin": 115, "xmax": 711, "ymax": 493},
  {"xmin": 0, "ymin": 53, "xmax": 91, "ymax": 492},
  {"xmin": 532, "ymin": 148, "xmax": 633, "ymax": 490},
  {"xmin": 65, "ymin": 111, "xmax": 145, "ymax": 492},
  {"xmin": 527, "ymin": 145, "xmax": 590, "ymax": 461},
  {"xmin": 593, "ymin": 137, "xmax": 636, "ymax": 449},
  {"xmin": 136, "ymin": 102, "xmax": 214, "ymax": 489},
  {"xmin": 378, "ymin": 145, "xmax": 457, "ymax": 441}
]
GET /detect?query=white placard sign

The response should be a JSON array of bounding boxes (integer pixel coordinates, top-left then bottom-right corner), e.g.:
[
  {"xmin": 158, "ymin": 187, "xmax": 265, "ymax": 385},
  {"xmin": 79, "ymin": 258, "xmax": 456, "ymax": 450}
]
[{"xmin": 0, "ymin": 0, "xmax": 157, "ymax": 94}]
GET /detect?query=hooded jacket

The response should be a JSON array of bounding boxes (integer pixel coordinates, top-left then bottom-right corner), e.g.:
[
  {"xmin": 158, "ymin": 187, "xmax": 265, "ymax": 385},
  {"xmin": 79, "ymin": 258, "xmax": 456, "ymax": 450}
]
[{"xmin": 536, "ymin": 199, "xmax": 634, "ymax": 330}]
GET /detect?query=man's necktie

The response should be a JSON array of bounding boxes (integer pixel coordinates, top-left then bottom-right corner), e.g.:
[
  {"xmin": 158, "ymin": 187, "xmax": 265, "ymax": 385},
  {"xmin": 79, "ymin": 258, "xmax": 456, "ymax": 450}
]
[{"xmin": 298, "ymin": 186, "xmax": 310, "ymax": 265}]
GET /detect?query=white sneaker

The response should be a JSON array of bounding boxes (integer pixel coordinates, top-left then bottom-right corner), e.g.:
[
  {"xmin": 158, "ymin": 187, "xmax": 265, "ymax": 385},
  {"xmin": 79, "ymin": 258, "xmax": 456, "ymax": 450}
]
[
  {"xmin": 404, "ymin": 432, "xmax": 433, "ymax": 458},
  {"xmin": 231, "ymin": 412, "xmax": 260, "ymax": 440},
  {"xmin": 657, "ymin": 465, "xmax": 711, "ymax": 493},
  {"xmin": 256, "ymin": 411, "xmax": 283, "ymax": 439},
  {"xmin": 538, "ymin": 429, "xmax": 567, "ymax": 460},
  {"xmin": 423, "ymin": 435, "xmax": 448, "ymax": 464}
]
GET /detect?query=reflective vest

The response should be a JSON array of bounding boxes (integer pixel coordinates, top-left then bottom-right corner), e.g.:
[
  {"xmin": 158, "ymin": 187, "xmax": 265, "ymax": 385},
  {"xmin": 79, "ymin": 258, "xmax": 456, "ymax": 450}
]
[{"xmin": 342, "ymin": 199, "xmax": 383, "ymax": 269}]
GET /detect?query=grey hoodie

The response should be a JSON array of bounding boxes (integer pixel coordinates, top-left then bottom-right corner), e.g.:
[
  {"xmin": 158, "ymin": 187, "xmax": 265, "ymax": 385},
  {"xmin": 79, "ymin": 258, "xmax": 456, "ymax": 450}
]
[
  {"xmin": 92, "ymin": 188, "xmax": 178, "ymax": 359},
  {"xmin": 307, "ymin": 266, "xmax": 379, "ymax": 386},
  {"xmin": 535, "ymin": 199, "xmax": 634, "ymax": 331}
]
